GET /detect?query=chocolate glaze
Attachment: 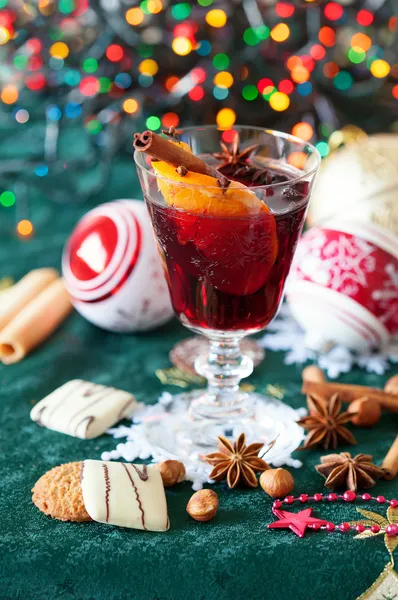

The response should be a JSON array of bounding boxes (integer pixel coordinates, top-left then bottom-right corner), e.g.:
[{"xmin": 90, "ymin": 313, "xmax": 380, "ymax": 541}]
[
  {"xmin": 131, "ymin": 464, "xmax": 148, "ymax": 481},
  {"xmin": 117, "ymin": 397, "xmax": 137, "ymax": 420},
  {"xmin": 103, "ymin": 463, "xmax": 111, "ymax": 523},
  {"xmin": 33, "ymin": 406, "xmax": 47, "ymax": 427},
  {"xmin": 46, "ymin": 380, "xmax": 83, "ymax": 421},
  {"xmin": 74, "ymin": 415, "xmax": 94, "ymax": 437},
  {"xmin": 68, "ymin": 387, "xmax": 116, "ymax": 433},
  {"xmin": 122, "ymin": 463, "xmax": 147, "ymax": 530}
]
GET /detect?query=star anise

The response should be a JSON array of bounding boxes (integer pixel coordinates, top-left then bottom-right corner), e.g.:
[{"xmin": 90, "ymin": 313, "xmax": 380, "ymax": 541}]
[
  {"xmin": 297, "ymin": 393, "xmax": 357, "ymax": 450},
  {"xmin": 315, "ymin": 452, "xmax": 385, "ymax": 491},
  {"xmin": 204, "ymin": 433, "xmax": 269, "ymax": 488},
  {"xmin": 213, "ymin": 132, "xmax": 259, "ymax": 171}
]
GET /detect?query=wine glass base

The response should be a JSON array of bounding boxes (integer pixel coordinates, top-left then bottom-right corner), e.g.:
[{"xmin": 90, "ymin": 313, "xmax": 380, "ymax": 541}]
[
  {"xmin": 141, "ymin": 390, "xmax": 304, "ymax": 461},
  {"xmin": 189, "ymin": 389, "xmax": 255, "ymax": 421}
]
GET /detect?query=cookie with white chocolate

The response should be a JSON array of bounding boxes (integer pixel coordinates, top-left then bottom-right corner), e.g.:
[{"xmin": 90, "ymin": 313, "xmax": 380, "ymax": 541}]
[
  {"xmin": 32, "ymin": 460, "xmax": 170, "ymax": 532},
  {"xmin": 30, "ymin": 380, "xmax": 138, "ymax": 439}
]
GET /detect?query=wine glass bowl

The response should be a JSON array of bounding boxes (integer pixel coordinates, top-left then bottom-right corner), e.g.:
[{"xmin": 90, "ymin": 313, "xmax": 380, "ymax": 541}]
[{"xmin": 135, "ymin": 126, "xmax": 320, "ymax": 424}]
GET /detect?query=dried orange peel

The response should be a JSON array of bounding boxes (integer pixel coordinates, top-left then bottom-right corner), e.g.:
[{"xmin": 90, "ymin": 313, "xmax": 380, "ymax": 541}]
[{"xmin": 152, "ymin": 141, "xmax": 272, "ymax": 218}]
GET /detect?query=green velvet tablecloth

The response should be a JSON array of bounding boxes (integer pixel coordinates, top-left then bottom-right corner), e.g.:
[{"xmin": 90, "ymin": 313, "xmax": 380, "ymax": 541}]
[{"xmin": 1, "ymin": 159, "xmax": 397, "ymax": 600}]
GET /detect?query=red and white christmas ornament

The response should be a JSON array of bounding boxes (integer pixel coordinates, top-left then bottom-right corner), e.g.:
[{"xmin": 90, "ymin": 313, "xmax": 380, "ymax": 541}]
[
  {"xmin": 62, "ymin": 200, "xmax": 173, "ymax": 333},
  {"xmin": 286, "ymin": 220, "xmax": 398, "ymax": 352}
]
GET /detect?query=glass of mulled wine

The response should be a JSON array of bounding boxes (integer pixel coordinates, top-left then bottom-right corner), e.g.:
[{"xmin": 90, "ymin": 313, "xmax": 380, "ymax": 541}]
[{"xmin": 135, "ymin": 126, "xmax": 320, "ymax": 425}]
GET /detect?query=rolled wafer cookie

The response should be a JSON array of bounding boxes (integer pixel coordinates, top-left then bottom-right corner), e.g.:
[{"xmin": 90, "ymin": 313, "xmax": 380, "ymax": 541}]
[
  {"xmin": 0, "ymin": 278, "xmax": 72, "ymax": 364},
  {"xmin": 0, "ymin": 268, "xmax": 58, "ymax": 332},
  {"xmin": 33, "ymin": 460, "xmax": 170, "ymax": 532}
]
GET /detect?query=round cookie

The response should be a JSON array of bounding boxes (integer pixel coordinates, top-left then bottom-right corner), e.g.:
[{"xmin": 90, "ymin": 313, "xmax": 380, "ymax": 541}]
[{"xmin": 32, "ymin": 461, "xmax": 92, "ymax": 522}]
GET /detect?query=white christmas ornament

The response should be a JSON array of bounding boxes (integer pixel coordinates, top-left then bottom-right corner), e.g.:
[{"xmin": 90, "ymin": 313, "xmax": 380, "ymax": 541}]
[
  {"xmin": 286, "ymin": 220, "xmax": 398, "ymax": 352},
  {"xmin": 62, "ymin": 200, "xmax": 173, "ymax": 332}
]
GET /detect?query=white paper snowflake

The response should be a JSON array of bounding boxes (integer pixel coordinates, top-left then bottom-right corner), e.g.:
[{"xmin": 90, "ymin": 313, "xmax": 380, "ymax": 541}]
[
  {"xmin": 102, "ymin": 387, "xmax": 304, "ymax": 490},
  {"xmin": 259, "ymin": 304, "xmax": 398, "ymax": 378}
]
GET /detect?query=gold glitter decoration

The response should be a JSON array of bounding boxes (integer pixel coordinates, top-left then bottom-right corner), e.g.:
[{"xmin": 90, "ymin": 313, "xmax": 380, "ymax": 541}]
[
  {"xmin": 155, "ymin": 367, "xmax": 204, "ymax": 388},
  {"xmin": 355, "ymin": 563, "xmax": 398, "ymax": 600},
  {"xmin": 348, "ymin": 505, "xmax": 398, "ymax": 599},
  {"xmin": 264, "ymin": 384, "xmax": 286, "ymax": 399}
]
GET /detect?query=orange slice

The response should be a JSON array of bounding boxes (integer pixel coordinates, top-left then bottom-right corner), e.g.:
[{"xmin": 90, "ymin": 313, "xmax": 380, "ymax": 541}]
[
  {"xmin": 151, "ymin": 141, "xmax": 279, "ymax": 293},
  {"xmin": 152, "ymin": 141, "xmax": 268, "ymax": 218}
]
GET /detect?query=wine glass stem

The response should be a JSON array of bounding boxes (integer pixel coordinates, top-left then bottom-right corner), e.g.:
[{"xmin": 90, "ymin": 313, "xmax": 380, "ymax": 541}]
[{"xmin": 194, "ymin": 337, "xmax": 254, "ymax": 412}]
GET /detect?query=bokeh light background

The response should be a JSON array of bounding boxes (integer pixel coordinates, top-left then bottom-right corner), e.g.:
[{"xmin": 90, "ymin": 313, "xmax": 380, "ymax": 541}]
[{"xmin": 0, "ymin": 0, "xmax": 396, "ymax": 236}]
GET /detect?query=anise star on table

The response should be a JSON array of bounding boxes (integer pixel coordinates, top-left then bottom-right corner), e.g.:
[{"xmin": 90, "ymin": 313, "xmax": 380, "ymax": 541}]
[
  {"xmin": 297, "ymin": 393, "xmax": 357, "ymax": 450},
  {"xmin": 315, "ymin": 452, "xmax": 385, "ymax": 491},
  {"xmin": 213, "ymin": 132, "xmax": 259, "ymax": 171},
  {"xmin": 204, "ymin": 433, "xmax": 268, "ymax": 488}
]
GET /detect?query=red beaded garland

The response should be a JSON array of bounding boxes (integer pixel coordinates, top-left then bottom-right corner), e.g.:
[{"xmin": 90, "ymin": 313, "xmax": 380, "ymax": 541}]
[
  {"xmin": 386, "ymin": 524, "xmax": 398, "ymax": 537},
  {"xmin": 343, "ymin": 491, "xmax": 356, "ymax": 502},
  {"xmin": 268, "ymin": 491, "xmax": 398, "ymax": 538}
]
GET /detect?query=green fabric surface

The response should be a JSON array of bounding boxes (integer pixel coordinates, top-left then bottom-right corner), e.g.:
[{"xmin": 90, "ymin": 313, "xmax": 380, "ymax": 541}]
[{"xmin": 1, "ymin": 159, "xmax": 397, "ymax": 600}]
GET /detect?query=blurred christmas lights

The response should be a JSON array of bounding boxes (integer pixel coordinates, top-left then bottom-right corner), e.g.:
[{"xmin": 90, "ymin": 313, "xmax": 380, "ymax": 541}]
[{"xmin": 0, "ymin": 0, "xmax": 395, "ymax": 237}]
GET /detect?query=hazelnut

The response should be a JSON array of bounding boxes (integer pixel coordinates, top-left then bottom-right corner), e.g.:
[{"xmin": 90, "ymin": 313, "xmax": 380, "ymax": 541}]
[
  {"xmin": 385, "ymin": 375, "xmax": 398, "ymax": 395},
  {"xmin": 186, "ymin": 489, "xmax": 218, "ymax": 522},
  {"xmin": 302, "ymin": 365, "xmax": 325, "ymax": 383},
  {"xmin": 156, "ymin": 460, "xmax": 186, "ymax": 487},
  {"xmin": 347, "ymin": 397, "xmax": 381, "ymax": 427},
  {"xmin": 260, "ymin": 468, "xmax": 294, "ymax": 498}
]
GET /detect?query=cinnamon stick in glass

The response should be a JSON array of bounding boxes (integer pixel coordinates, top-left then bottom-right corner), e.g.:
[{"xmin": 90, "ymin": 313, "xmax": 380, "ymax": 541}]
[
  {"xmin": 302, "ymin": 380, "xmax": 398, "ymax": 412},
  {"xmin": 133, "ymin": 130, "xmax": 229, "ymax": 185},
  {"xmin": 381, "ymin": 435, "xmax": 398, "ymax": 480}
]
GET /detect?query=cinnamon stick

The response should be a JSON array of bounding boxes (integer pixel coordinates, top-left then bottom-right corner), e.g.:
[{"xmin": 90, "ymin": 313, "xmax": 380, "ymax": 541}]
[
  {"xmin": 381, "ymin": 435, "xmax": 398, "ymax": 480},
  {"xmin": 133, "ymin": 130, "xmax": 228, "ymax": 184},
  {"xmin": 302, "ymin": 380, "xmax": 398, "ymax": 412}
]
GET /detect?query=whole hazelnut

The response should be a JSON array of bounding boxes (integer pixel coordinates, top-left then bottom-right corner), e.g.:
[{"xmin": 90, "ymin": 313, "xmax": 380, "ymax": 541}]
[
  {"xmin": 156, "ymin": 460, "xmax": 186, "ymax": 487},
  {"xmin": 260, "ymin": 468, "xmax": 294, "ymax": 498},
  {"xmin": 347, "ymin": 397, "xmax": 381, "ymax": 427},
  {"xmin": 302, "ymin": 365, "xmax": 325, "ymax": 384},
  {"xmin": 385, "ymin": 375, "xmax": 398, "ymax": 395},
  {"xmin": 186, "ymin": 489, "xmax": 218, "ymax": 522}
]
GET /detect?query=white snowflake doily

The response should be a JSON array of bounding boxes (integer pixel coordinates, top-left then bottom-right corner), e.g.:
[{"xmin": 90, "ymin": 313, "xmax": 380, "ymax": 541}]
[
  {"xmin": 103, "ymin": 392, "xmax": 305, "ymax": 490},
  {"xmin": 259, "ymin": 304, "xmax": 398, "ymax": 378}
]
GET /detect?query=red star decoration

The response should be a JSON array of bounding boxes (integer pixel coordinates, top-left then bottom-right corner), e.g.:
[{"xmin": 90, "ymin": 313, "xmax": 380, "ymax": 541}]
[{"xmin": 268, "ymin": 508, "xmax": 328, "ymax": 538}]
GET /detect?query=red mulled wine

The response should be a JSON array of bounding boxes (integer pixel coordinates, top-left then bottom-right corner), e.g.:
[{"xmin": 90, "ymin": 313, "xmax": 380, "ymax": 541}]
[{"xmin": 146, "ymin": 163, "xmax": 309, "ymax": 332}]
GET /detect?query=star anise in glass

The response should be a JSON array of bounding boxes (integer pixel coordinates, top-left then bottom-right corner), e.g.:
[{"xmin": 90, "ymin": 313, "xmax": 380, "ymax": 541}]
[
  {"xmin": 297, "ymin": 393, "xmax": 357, "ymax": 450},
  {"xmin": 213, "ymin": 132, "xmax": 259, "ymax": 171},
  {"xmin": 204, "ymin": 433, "xmax": 269, "ymax": 488},
  {"xmin": 316, "ymin": 452, "xmax": 385, "ymax": 491}
]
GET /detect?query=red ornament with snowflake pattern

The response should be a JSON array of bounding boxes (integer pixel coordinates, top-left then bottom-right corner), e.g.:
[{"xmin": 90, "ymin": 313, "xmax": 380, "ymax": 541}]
[{"xmin": 286, "ymin": 220, "xmax": 398, "ymax": 351}]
